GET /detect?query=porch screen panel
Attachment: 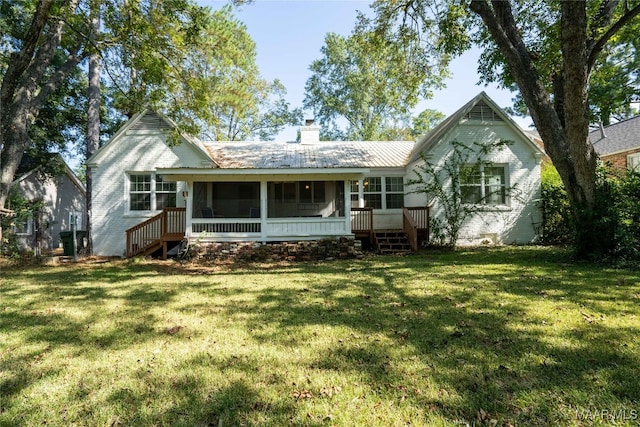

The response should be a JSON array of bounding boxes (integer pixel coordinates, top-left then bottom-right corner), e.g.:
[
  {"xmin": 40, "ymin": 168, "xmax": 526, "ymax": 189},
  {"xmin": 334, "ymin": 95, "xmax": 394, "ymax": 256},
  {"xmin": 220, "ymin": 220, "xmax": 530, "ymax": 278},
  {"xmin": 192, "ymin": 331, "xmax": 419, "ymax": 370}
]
[
  {"xmin": 193, "ymin": 182, "xmax": 260, "ymax": 218},
  {"xmin": 268, "ymin": 181, "xmax": 343, "ymax": 218}
]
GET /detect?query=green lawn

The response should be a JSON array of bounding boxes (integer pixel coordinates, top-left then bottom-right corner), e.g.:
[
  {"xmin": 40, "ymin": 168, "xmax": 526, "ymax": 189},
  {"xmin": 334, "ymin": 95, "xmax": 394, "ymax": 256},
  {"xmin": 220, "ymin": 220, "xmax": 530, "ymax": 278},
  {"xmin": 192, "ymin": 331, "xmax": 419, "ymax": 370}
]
[{"xmin": 1, "ymin": 247, "xmax": 639, "ymax": 426}]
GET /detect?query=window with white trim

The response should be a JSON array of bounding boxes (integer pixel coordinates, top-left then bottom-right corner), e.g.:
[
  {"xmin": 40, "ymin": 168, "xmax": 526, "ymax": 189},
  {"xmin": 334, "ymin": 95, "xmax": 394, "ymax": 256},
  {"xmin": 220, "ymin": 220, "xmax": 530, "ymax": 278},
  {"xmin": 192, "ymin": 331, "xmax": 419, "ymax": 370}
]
[
  {"xmin": 627, "ymin": 153, "xmax": 640, "ymax": 171},
  {"xmin": 69, "ymin": 211, "xmax": 84, "ymax": 230},
  {"xmin": 460, "ymin": 164, "xmax": 507, "ymax": 205},
  {"xmin": 385, "ymin": 177, "xmax": 404, "ymax": 209},
  {"xmin": 14, "ymin": 213, "xmax": 33, "ymax": 235},
  {"xmin": 350, "ymin": 176, "xmax": 404, "ymax": 209},
  {"xmin": 128, "ymin": 173, "xmax": 176, "ymax": 211},
  {"xmin": 363, "ymin": 177, "xmax": 382, "ymax": 209}
]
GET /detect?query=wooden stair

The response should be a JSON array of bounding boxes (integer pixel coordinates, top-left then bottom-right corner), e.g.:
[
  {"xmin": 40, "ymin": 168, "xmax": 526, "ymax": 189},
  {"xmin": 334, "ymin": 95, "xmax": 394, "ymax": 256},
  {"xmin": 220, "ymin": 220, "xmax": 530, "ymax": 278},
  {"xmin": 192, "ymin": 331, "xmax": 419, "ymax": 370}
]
[
  {"xmin": 126, "ymin": 208, "xmax": 186, "ymax": 259},
  {"xmin": 374, "ymin": 230, "xmax": 412, "ymax": 254}
]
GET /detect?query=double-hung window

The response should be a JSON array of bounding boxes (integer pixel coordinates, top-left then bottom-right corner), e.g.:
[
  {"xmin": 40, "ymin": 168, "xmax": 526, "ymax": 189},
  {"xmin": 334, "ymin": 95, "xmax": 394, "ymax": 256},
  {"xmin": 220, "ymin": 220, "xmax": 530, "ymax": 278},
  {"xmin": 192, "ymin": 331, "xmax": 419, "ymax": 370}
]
[
  {"xmin": 156, "ymin": 175, "xmax": 177, "ymax": 209},
  {"xmin": 363, "ymin": 177, "xmax": 382, "ymax": 209},
  {"xmin": 129, "ymin": 173, "xmax": 176, "ymax": 211},
  {"xmin": 628, "ymin": 153, "xmax": 640, "ymax": 171},
  {"xmin": 460, "ymin": 164, "xmax": 507, "ymax": 205},
  {"xmin": 350, "ymin": 177, "xmax": 404, "ymax": 209},
  {"xmin": 14, "ymin": 213, "xmax": 33, "ymax": 235},
  {"xmin": 385, "ymin": 177, "xmax": 404, "ymax": 209}
]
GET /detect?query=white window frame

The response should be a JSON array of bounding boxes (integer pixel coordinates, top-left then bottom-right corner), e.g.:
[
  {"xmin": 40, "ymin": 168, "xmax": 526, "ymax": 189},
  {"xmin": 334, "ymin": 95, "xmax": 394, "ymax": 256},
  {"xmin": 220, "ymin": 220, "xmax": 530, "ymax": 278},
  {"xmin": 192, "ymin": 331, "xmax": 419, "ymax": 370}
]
[
  {"xmin": 69, "ymin": 211, "xmax": 84, "ymax": 230},
  {"xmin": 14, "ymin": 213, "xmax": 33, "ymax": 235},
  {"xmin": 460, "ymin": 163, "xmax": 508, "ymax": 206},
  {"xmin": 126, "ymin": 172, "xmax": 177, "ymax": 213},
  {"xmin": 350, "ymin": 176, "xmax": 405, "ymax": 210},
  {"xmin": 627, "ymin": 153, "xmax": 640, "ymax": 171}
]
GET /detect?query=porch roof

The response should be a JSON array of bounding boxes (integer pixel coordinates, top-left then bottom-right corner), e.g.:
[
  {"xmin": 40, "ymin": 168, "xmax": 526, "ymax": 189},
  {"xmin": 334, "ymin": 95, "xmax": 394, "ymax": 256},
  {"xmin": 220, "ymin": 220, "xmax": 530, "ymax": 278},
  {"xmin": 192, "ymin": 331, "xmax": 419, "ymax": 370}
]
[
  {"xmin": 201, "ymin": 141, "xmax": 415, "ymax": 169},
  {"xmin": 156, "ymin": 167, "xmax": 370, "ymax": 181}
]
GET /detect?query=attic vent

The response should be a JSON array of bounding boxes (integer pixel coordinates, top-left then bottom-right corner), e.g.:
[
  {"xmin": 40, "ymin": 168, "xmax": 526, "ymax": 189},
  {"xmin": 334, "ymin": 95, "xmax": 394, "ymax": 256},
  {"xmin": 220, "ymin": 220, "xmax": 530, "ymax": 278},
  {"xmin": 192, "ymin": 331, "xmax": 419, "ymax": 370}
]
[
  {"xmin": 130, "ymin": 112, "xmax": 172, "ymax": 131},
  {"xmin": 466, "ymin": 102, "xmax": 504, "ymax": 122}
]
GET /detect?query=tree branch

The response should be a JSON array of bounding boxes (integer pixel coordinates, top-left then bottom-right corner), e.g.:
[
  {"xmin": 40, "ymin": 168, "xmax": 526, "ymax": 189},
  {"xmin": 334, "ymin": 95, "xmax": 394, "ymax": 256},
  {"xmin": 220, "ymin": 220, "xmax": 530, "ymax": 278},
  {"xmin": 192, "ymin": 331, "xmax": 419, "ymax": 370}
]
[
  {"xmin": 588, "ymin": 1, "xmax": 640, "ymax": 71},
  {"xmin": 0, "ymin": 0, "xmax": 55, "ymax": 112}
]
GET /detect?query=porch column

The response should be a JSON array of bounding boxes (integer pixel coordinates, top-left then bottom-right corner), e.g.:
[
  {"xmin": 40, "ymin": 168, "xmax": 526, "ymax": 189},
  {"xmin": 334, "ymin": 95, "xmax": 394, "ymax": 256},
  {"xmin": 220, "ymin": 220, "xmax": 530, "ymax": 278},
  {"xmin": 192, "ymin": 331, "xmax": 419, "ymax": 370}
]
[
  {"xmin": 184, "ymin": 181, "xmax": 193, "ymax": 238},
  {"xmin": 344, "ymin": 180, "xmax": 351, "ymax": 233},
  {"xmin": 260, "ymin": 181, "xmax": 268, "ymax": 241}
]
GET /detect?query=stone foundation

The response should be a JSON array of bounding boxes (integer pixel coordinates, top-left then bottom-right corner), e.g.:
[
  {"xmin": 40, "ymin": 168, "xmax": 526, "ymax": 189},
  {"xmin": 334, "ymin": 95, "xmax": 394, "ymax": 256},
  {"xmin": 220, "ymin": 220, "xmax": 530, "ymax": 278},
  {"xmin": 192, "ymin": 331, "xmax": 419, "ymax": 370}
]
[{"xmin": 189, "ymin": 237, "xmax": 363, "ymax": 263}]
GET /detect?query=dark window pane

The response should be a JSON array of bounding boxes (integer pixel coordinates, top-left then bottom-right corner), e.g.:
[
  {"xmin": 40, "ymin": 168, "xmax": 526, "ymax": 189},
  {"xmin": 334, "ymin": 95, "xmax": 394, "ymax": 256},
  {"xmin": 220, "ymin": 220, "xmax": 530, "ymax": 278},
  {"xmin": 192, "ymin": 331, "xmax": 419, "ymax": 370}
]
[
  {"xmin": 386, "ymin": 193, "xmax": 404, "ymax": 209},
  {"xmin": 130, "ymin": 194, "xmax": 151, "ymax": 210},
  {"xmin": 314, "ymin": 181, "xmax": 325, "ymax": 202},
  {"xmin": 157, "ymin": 193, "xmax": 176, "ymax": 209},
  {"xmin": 364, "ymin": 194, "xmax": 382, "ymax": 209}
]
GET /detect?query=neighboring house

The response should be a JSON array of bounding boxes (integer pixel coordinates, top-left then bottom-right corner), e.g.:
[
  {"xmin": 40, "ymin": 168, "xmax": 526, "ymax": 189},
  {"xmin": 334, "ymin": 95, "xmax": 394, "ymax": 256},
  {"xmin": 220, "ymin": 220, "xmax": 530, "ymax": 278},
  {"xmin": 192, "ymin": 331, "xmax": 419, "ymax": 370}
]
[
  {"xmin": 9, "ymin": 154, "xmax": 86, "ymax": 253},
  {"xmin": 87, "ymin": 92, "xmax": 544, "ymax": 258},
  {"xmin": 590, "ymin": 116, "xmax": 640, "ymax": 170}
]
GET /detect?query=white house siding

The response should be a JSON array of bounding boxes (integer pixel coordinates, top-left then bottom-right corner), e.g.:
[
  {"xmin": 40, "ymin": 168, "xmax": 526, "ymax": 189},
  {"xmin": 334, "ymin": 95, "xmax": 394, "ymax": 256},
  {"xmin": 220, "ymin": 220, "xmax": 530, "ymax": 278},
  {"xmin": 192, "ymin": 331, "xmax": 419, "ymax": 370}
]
[
  {"xmin": 91, "ymin": 131, "xmax": 207, "ymax": 257},
  {"xmin": 12, "ymin": 171, "xmax": 86, "ymax": 251},
  {"xmin": 404, "ymin": 122, "xmax": 542, "ymax": 245}
]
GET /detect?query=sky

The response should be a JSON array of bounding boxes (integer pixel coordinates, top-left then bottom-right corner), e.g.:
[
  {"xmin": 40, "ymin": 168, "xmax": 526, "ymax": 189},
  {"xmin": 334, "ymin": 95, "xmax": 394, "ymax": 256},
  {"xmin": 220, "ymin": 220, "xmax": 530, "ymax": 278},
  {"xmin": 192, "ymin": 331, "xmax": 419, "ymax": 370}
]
[{"xmin": 198, "ymin": 0, "xmax": 534, "ymax": 141}]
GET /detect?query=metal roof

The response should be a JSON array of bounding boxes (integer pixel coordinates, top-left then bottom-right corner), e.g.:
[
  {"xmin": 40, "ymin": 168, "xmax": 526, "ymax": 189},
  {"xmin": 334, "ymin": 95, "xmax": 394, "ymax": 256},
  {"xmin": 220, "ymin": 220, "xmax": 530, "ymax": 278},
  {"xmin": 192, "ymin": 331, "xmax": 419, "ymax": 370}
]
[
  {"xmin": 589, "ymin": 116, "xmax": 640, "ymax": 156},
  {"xmin": 202, "ymin": 141, "xmax": 415, "ymax": 169}
]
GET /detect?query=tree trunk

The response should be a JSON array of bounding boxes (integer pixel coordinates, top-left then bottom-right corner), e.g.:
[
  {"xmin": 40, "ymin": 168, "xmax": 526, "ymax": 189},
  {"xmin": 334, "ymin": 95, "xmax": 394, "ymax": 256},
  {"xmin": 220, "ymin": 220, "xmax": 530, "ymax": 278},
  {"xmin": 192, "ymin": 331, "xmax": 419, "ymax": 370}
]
[
  {"xmin": 469, "ymin": 0, "xmax": 602, "ymax": 257},
  {"xmin": 86, "ymin": 0, "xmax": 101, "ymax": 256}
]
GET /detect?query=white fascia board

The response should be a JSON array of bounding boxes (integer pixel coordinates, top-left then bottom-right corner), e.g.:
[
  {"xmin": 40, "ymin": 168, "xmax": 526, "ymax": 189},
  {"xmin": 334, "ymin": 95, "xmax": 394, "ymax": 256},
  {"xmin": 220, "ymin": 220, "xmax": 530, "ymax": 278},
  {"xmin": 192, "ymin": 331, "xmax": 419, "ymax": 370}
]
[{"xmin": 157, "ymin": 167, "xmax": 371, "ymax": 181}]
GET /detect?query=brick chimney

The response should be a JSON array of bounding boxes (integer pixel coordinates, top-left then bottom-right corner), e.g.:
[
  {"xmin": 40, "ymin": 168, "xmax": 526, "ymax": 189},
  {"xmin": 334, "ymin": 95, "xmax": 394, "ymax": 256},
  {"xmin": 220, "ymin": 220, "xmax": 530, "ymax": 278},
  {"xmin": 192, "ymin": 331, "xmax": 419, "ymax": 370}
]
[{"xmin": 300, "ymin": 119, "xmax": 320, "ymax": 144}]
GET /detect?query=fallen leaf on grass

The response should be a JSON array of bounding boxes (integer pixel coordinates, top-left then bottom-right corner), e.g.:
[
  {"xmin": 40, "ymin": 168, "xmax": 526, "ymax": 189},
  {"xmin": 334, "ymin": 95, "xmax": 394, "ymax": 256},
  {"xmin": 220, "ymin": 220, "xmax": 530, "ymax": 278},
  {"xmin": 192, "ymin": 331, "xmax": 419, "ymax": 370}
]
[
  {"xmin": 293, "ymin": 390, "xmax": 314, "ymax": 400},
  {"xmin": 320, "ymin": 386, "xmax": 342, "ymax": 398},
  {"xmin": 165, "ymin": 325, "xmax": 184, "ymax": 335}
]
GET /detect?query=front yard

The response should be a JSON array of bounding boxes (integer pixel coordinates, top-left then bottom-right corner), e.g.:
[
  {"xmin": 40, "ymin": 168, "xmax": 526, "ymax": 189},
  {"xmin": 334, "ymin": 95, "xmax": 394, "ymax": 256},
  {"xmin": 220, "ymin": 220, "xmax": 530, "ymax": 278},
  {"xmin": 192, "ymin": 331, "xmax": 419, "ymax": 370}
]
[{"xmin": 1, "ymin": 247, "xmax": 639, "ymax": 426}]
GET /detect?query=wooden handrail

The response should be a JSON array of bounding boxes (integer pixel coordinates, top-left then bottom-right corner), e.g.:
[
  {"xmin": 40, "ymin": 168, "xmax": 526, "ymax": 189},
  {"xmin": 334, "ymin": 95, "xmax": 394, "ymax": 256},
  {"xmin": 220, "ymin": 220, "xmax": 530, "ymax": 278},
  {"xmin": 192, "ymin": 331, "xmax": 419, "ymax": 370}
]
[
  {"xmin": 125, "ymin": 207, "xmax": 186, "ymax": 257},
  {"xmin": 403, "ymin": 208, "xmax": 419, "ymax": 251},
  {"xmin": 402, "ymin": 206, "xmax": 430, "ymax": 251},
  {"xmin": 405, "ymin": 206, "xmax": 430, "ymax": 230},
  {"xmin": 350, "ymin": 207, "xmax": 374, "ymax": 238}
]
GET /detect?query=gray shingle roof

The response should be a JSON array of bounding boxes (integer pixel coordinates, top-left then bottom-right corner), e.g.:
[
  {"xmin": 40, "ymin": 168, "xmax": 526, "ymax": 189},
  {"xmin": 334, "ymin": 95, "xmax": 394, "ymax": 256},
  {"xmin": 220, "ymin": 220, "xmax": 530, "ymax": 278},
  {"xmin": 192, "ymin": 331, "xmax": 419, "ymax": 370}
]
[
  {"xmin": 202, "ymin": 141, "xmax": 415, "ymax": 169},
  {"xmin": 589, "ymin": 116, "xmax": 640, "ymax": 156}
]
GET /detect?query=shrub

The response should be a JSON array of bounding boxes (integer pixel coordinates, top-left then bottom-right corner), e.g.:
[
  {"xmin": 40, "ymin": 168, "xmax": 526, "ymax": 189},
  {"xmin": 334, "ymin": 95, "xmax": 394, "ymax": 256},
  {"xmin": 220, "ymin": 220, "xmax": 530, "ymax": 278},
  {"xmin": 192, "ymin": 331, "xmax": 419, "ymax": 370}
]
[
  {"xmin": 539, "ymin": 163, "xmax": 573, "ymax": 245},
  {"xmin": 539, "ymin": 162, "xmax": 640, "ymax": 264}
]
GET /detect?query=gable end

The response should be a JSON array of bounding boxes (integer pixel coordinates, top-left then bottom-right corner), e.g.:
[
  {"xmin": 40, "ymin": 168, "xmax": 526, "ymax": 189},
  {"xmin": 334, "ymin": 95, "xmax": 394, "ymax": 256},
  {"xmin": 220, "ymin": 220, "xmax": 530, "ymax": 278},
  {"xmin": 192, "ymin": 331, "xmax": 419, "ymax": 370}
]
[
  {"xmin": 129, "ymin": 112, "xmax": 172, "ymax": 132},
  {"xmin": 465, "ymin": 101, "xmax": 504, "ymax": 122}
]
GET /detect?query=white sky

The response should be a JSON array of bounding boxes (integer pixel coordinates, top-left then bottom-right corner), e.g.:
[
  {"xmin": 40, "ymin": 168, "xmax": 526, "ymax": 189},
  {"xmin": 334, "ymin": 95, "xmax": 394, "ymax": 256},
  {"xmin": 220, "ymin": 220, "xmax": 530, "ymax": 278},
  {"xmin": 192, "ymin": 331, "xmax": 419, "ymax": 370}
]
[{"xmin": 198, "ymin": 0, "xmax": 534, "ymax": 140}]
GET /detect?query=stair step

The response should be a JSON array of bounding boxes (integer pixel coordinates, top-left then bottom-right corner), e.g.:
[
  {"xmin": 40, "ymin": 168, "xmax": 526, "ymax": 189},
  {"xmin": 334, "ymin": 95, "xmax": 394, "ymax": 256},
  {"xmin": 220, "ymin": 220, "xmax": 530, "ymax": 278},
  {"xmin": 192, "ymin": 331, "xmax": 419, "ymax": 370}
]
[{"xmin": 374, "ymin": 230, "xmax": 413, "ymax": 254}]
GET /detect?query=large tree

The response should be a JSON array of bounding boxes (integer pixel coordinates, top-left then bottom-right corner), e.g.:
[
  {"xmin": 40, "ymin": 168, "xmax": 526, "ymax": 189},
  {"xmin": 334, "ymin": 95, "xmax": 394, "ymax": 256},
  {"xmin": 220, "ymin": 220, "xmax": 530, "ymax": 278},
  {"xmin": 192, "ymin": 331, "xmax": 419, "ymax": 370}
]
[
  {"xmin": 369, "ymin": 0, "xmax": 640, "ymax": 257},
  {"xmin": 304, "ymin": 24, "xmax": 448, "ymax": 141},
  {"xmin": 0, "ymin": 0, "xmax": 297, "ymax": 248}
]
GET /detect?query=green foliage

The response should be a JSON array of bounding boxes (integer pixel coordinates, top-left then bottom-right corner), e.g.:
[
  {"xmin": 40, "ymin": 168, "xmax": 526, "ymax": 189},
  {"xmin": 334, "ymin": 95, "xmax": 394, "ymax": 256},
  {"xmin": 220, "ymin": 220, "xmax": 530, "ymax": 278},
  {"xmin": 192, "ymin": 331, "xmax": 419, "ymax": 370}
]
[
  {"xmin": 304, "ymin": 19, "xmax": 447, "ymax": 140},
  {"xmin": 540, "ymin": 162, "xmax": 640, "ymax": 264},
  {"xmin": 601, "ymin": 168, "xmax": 640, "ymax": 264},
  {"xmin": 539, "ymin": 163, "xmax": 573, "ymax": 245},
  {"xmin": 407, "ymin": 139, "xmax": 513, "ymax": 248},
  {"xmin": 102, "ymin": 3, "xmax": 299, "ymax": 141},
  {"xmin": 0, "ymin": 188, "xmax": 44, "ymax": 256}
]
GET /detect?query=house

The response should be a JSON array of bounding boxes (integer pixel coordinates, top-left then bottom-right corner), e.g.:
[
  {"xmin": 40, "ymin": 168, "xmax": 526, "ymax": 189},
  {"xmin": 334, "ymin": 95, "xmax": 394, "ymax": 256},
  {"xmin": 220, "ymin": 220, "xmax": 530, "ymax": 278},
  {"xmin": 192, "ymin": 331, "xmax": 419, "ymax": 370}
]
[
  {"xmin": 589, "ymin": 116, "xmax": 640, "ymax": 170},
  {"xmin": 9, "ymin": 153, "xmax": 86, "ymax": 253},
  {"xmin": 87, "ymin": 92, "xmax": 544, "ymax": 258}
]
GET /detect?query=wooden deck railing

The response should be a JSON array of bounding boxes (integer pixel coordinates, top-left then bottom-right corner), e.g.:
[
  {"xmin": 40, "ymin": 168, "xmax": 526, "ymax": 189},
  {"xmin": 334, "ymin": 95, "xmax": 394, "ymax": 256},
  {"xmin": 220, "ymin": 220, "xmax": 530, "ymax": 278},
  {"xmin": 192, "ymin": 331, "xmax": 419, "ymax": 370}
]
[
  {"xmin": 126, "ymin": 207, "xmax": 186, "ymax": 258},
  {"xmin": 402, "ymin": 206, "xmax": 430, "ymax": 251},
  {"xmin": 350, "ymin": 207, "xmax": 374, "ymax": 238}
]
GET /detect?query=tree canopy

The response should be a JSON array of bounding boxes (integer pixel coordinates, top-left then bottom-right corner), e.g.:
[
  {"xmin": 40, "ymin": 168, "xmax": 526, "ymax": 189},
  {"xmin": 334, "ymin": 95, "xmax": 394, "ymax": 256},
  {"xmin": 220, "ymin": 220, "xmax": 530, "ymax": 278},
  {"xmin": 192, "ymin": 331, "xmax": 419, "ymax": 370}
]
[
  {"xmin": 367, "ymin": 0, "xmax": 640, "ymax": 257},
  {"xmin": 303, "ymin": 20, "xmax": 448, "ymax": 141},
  {"xmin": 0, "ymin": 0, "xmax": 299, "ymax": 216}
]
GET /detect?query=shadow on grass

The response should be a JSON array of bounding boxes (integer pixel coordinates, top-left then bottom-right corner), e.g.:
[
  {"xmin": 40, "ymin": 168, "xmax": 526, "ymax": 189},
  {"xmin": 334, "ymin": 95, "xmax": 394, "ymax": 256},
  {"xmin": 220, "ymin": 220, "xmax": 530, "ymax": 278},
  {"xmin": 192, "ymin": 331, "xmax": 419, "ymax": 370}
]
[{"xmin": 1, "ymin": 247, "xmax": 639, "ymax": 425}]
